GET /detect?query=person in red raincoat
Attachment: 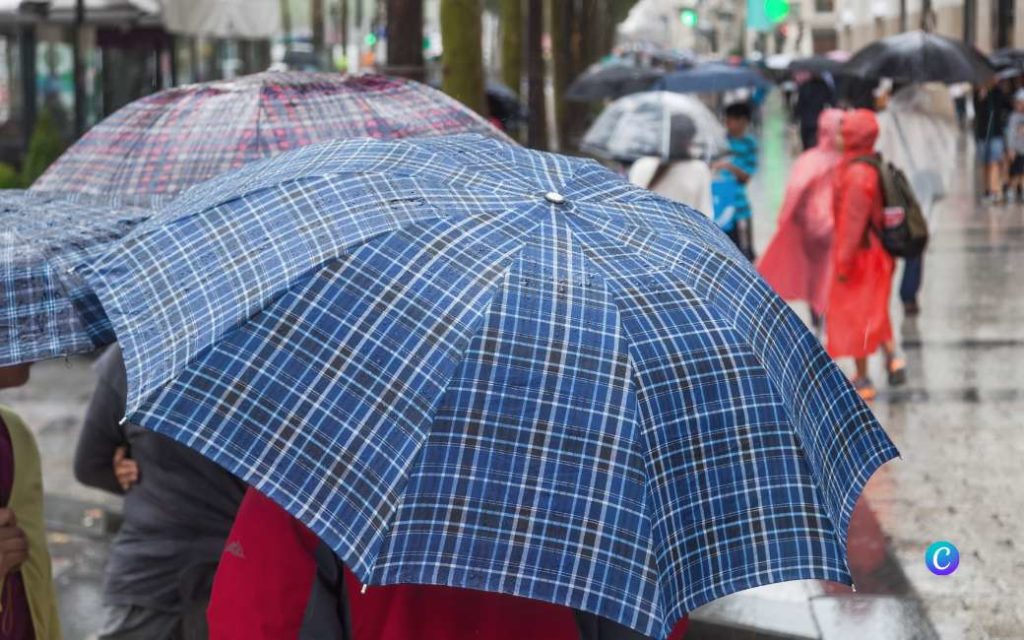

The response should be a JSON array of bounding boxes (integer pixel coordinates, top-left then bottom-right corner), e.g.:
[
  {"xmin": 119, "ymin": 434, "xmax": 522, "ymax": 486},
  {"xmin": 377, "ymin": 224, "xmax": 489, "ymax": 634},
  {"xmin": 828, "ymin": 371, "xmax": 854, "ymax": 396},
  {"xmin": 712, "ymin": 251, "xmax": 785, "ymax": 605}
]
[
  {"xmin": 758, "ymin": 108, "xmax": 844, "ymax": 330},
  {"xmin": 207, "ymin": 487, "xmax": 690, "ymax": 640},
  {"xmin": 826, "ymin": 109, "xmax": 906, "ymax": 400}
]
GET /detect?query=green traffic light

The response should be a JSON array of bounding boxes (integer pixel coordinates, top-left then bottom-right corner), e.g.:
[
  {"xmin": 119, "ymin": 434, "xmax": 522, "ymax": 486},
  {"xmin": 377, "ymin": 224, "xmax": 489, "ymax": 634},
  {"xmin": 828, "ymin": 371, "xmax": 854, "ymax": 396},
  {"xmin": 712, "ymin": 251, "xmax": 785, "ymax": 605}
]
[
  {"xmin": 765, "ymin": 0, "xmax": 790, "ymax": 22},
  {"xmin": 364, "ymin": 33, "xmax": 378, "ymax": 46},
  {"xmin": 680, "ymin": 9, "xmax": 697, "ymax": 27}
]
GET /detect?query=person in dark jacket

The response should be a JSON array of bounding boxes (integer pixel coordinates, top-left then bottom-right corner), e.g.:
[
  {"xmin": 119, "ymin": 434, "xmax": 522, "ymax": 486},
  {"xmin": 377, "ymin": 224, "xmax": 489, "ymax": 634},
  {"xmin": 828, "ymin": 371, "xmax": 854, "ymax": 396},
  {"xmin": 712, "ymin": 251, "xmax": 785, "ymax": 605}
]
[
  {"xmin": 74, "ymin": 344, "xmax": 246, "ymax": 640},
  {"xmin": 974, "ymin": 80, "xmax": 1013, "ymax": 202},
  {"xmin": 794, "ymin": 75, "xmax": 836, "ymax": 150}
]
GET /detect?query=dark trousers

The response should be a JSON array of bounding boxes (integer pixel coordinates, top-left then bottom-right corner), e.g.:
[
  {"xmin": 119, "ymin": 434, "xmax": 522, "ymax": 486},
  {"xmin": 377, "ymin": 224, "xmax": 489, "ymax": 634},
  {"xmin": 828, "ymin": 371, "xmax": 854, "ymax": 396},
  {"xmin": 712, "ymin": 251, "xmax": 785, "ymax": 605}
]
[
  {"xmin": 727, "ymin": 219, "xmax": 756, "ymax": 262},
  {"xmin": 900, "ymin": 255, "xmax": 923, "ymax": 304},
  {"xmin": 575, "ymin": 611, "xmax": 649, "ymax": 639},
  {"xmin": 800, "ymin": 126, "xmax": 817, "ymax": 151}
]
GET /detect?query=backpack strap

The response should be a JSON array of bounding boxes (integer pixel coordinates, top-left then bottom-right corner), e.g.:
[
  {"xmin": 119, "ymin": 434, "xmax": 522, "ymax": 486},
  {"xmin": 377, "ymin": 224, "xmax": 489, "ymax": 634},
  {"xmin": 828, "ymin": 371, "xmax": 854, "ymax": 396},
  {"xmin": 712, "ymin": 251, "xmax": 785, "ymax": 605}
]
[
  {"xmin": 850, "ymin": 153, "xmax": 881, "ymax": 169},
  {"xmin": 848, "ymin": 154, "xmax": 886, "ymax": 244}
]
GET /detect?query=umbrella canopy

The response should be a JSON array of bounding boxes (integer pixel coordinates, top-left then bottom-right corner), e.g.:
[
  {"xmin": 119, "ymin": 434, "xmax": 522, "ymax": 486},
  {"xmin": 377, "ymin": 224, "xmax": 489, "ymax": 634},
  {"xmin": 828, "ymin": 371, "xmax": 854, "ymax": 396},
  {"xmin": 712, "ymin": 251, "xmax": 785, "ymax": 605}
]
[
  {"xmin": 841, "ymin": 31, "xmax": 994, "ymax": 85},
  {"xmin": 989, "ymin": 47, "xmax": 1024, "ymax": 70},
  {"xmin": 486, "ymin": 80, "xmax": 525, "ymax": 117},
  {"xmin": 566, "ymin": 61, "xmax": 664, "ymax": 102},
  {"xmin": 581, "ymin": 91, "xmax": 728, "ymax": 161},
  {"xmin": 0, "ymin": 71, "xmax": 502, "ymax": 366},
  {"xmin": 789, "ymin": 55, "xmax": 843, "ymax": 75},
  {"xmin": 997, "ymin": 67, "xmax": 1024, "ymax": 81},
  {"xmin": 658, "ymin": 63, "xmax": 770, "ymax": 94},
  {"xmin": 79, "ymin": 134, "xmax": 898, "ymax": 639},
  {"xmin": 765, "ymin": 53, "xmax": 793, "ymax": 71},
  {"xmin": 0, "ymin": 192, "xmax": 147, "ymax": 366},
  {"xmin": 31, "ymin": 71, "xmax": 505, "ymax": 200}
]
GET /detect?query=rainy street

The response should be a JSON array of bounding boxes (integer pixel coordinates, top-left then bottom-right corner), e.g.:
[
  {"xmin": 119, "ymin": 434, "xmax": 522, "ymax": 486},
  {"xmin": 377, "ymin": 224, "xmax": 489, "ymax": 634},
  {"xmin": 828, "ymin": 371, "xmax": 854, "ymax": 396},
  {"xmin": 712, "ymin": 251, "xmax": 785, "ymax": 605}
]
[{"xmin": 1, "ymin": 97, "xmax": 1019, "ymax": 639}]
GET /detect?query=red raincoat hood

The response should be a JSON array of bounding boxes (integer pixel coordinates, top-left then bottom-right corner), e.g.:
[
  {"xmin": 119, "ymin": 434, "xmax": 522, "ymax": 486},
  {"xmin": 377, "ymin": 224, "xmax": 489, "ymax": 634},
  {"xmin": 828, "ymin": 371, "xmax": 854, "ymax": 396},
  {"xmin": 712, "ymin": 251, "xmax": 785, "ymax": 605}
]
[{"xmin": 840, "ymin": 109, "xmax": 879, "ymax": 156}]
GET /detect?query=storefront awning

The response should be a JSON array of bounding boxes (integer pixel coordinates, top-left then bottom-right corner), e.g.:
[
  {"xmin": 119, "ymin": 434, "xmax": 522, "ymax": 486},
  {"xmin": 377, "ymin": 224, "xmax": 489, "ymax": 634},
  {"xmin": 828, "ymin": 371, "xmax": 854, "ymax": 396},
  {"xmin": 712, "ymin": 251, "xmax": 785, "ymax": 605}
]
[
  {"xmin": 1, "ymin": 0, "xmax": 161, "ymax": 24},
  {"xmin": 1, "ymin": 0, "xmax": 281, "ymax": 37},
  {"xmin": 159, "ymin": 0, "xmax": 281, "ymax": 39}
]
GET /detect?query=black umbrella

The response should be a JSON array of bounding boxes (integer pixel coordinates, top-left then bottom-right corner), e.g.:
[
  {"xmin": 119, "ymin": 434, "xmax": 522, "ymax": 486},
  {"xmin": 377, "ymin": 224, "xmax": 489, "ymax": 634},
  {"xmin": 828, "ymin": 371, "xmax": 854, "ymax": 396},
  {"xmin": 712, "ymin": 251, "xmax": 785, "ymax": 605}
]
[
  {"xmin": 789, "ymin": 56, "xmax": 843, "ymax": 75},
  {"xmin": 485, "ymin": 80, "xmax": 527, "ymax": 124},
  {"xmin": 657, "ymin": 63, "xmax": 770, "ymax": 94},
  {"xmin": 842, "ymin": 31, "xmax": 994, "ymax": 85},
  {"xmin": 565, "ymin": 62, "xmax": 664, "ymax": 102},
  {"xmin": 997, "ymin": 67, "xmax": 1024, "ymax": 82},
  {"xmin": 989, "ymin": 48, "xmax": 1024, "ymax": 70}
]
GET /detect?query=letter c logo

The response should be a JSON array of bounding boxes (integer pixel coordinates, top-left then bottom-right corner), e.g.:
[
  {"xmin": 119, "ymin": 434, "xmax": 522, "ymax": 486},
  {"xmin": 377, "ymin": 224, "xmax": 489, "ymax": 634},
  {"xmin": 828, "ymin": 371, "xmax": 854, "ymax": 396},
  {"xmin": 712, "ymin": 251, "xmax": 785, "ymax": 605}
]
[{"xmin": 925, "ymin": 541, "xmax": 959, "ymax": 576}]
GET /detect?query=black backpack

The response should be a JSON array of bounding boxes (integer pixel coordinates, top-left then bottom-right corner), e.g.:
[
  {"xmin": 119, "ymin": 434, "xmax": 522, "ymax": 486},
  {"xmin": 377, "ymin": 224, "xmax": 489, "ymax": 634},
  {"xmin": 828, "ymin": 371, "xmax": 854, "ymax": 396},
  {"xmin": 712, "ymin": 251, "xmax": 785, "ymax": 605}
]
[{"xmin": 852, "ymin": 154, "xmax": 929, "ymax": 258}]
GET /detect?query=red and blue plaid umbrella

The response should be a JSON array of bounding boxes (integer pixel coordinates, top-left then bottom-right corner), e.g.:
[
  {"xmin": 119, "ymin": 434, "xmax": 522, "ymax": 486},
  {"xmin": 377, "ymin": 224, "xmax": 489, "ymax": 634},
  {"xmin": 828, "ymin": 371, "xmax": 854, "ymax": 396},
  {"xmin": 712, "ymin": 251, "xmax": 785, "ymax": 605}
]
[
  {"xmin": 31, "ymin": 71, "xmax": 505, "ymax": 200},
  {"xmin": 79, "ymin": 135, "xmax": 898, "ymax": 638},
  {"xmin": 0, "ymin": 192, "xmax": 147, "ymax": 365},
  {"xmin": 0, "ymin": 72, "xmax": 502, "ymax": 366}
]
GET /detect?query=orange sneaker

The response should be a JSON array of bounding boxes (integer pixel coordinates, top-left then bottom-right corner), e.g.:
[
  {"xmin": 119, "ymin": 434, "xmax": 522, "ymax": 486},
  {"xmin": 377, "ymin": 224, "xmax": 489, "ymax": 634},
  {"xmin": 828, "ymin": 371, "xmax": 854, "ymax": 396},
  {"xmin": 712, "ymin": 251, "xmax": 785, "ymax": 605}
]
[
  {"xmin": 887, "ymin": 358, "xmax": 907, "ymax": 386},
  {"xmin": 852, "ymin": 377, "xmax": 877, "ymax": 401}
]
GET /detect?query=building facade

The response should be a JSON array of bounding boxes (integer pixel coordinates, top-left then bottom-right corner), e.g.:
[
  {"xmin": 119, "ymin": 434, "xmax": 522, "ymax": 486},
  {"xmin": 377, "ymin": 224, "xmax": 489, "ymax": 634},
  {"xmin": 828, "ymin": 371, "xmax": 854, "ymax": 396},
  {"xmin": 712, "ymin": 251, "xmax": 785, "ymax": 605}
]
[{"xmin": 783, "ymin": 0, "xmax": 1024, "ymax": 54}]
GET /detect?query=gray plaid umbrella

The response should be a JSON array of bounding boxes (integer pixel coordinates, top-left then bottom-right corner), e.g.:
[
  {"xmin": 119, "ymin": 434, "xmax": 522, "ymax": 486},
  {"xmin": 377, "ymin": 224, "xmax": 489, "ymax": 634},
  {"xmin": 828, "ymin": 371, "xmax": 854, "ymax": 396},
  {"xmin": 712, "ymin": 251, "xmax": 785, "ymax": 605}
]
[
  {"xmin": 78, "ymin": 135, "xmax": 897, "ymax": 639},
  {"xmin": 0, "ymin": 72, "xmax": 504, "ymax": 366}
]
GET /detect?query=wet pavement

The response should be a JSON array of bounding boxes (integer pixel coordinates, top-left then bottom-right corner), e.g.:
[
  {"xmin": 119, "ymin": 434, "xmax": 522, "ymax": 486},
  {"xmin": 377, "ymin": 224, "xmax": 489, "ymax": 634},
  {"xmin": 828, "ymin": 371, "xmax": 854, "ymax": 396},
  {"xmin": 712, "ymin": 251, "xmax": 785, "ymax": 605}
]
[{"xmin": 1, "ymin": 96, "xmax": 1021, "ymax": 638}]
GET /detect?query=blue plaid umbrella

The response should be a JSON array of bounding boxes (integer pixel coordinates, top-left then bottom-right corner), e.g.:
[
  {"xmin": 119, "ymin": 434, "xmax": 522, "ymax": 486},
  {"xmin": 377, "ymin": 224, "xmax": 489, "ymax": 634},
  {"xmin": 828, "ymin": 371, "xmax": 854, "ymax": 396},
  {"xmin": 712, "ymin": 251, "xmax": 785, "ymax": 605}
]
[
  {"xmin": 0, "ymin": 192, "xmax": 147, "ymax": 366},
  {"xmin": 79, "ymin": 135, "xmax": 897, "ymax": 638}
]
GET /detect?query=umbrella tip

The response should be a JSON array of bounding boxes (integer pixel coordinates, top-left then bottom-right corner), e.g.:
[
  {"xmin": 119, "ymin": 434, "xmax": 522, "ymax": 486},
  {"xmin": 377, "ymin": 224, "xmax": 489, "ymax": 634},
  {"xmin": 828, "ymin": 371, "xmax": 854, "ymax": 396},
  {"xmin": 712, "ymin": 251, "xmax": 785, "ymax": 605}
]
[
  {"xmin": 118, "ymin": 416, "xmax": 128, "ymax": 425},
  {"xmin": 545, "ymin": 192, "xmax": 567, "ymax": 205}
]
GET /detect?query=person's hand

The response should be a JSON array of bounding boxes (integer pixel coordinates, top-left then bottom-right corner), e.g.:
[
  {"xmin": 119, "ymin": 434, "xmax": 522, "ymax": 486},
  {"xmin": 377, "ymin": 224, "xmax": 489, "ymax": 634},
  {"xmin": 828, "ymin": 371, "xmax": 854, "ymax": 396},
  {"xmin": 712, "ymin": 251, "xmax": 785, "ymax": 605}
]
[
  {"xmin": 0, "ymin": 508, "xmax": 28, "ymax": 577},
  {"xmin": 711, "ymin": 160, "xmax": 730, "ymax": 172},
  {"xmin": 113, "ymin": 446, "xmax": 139, "ymax": 491}
]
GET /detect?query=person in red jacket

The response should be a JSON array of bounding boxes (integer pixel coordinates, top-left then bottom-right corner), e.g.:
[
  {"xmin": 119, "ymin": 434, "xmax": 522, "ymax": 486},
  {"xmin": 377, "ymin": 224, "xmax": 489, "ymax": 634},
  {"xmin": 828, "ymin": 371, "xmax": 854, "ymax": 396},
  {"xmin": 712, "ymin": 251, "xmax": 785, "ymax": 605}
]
[
  {"xmin": 758, "ymin": 108, "xmax": 844, "ymax": 331},
  {"xmin": 208, "ymin": 487, "xmax": 689, "ymax": 640},
  {"xmin": 826, "ymin": 109, "xmax": 906, "ymax": 400}
]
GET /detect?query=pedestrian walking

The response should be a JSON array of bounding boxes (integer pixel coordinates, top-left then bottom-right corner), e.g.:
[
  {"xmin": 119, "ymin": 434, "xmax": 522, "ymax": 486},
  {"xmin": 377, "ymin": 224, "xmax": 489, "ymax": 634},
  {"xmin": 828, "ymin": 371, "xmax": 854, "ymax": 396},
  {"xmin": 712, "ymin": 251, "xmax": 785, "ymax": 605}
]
[
  {"xmin": 795, "ymin": 75, "xmax": 836, "ymax": 149},
  {"xmin": 74, "ymin": 344, "xmax": 246, "ymax": 640},
  {"xmin": 1004, "ymin": 88, "xmax": 1024, "ymax": 201},
  {"xmin": 827, "ymin": 109, "xmax": 907, "ymax": 401},
  {"xmin": 628, "ymin": 114, "xmax": 714, "ymax": 215},
  {"xmin": 713, "ymin": 102, "xmax": 759, "ymax": 259},
  {"xmin": 758, "ymin": 108, "xmax": 844, "ymax": 330},
  {"xmin": 876, "ymin": 83, "xmax": 957, "ymax": 316},
  {"xmin": 207, "ymin": 488, "xmax": 690, "ymax": 640},
  {"xmin": 0, "ymin": 365, "xmax": 61, "ymax": 640},
  {"xmin": 974, "ymin": 80, "xmax": 1012, "ymax": 202}
]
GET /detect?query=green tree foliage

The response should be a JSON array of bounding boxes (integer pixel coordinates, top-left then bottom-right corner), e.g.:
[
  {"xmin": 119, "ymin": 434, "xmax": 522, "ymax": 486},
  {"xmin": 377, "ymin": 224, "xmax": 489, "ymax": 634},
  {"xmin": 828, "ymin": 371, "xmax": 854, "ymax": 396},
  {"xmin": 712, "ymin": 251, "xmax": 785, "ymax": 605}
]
[
  {"xmin": 21, "ymin": 109, "xmax": 66, "ymax": 186},
  {"xmin": 500, "ymin": 0, "xmax": 522, "ymax": 96},
  {"xmin": 440, "ymin": 0, "xmax": 487, "ymax": 116},
  {"xmin": 0, "ymin": 163, "xmax": 23, "ymax": 189}
]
